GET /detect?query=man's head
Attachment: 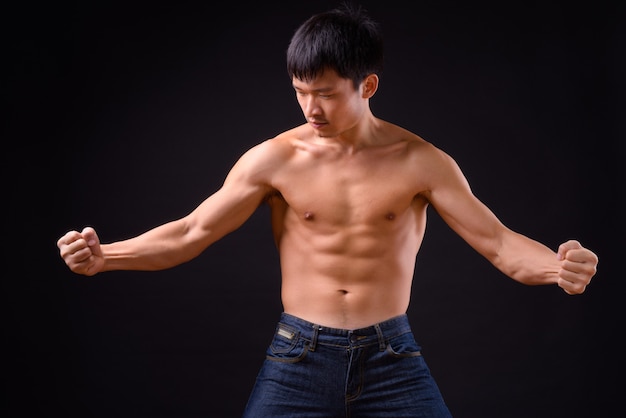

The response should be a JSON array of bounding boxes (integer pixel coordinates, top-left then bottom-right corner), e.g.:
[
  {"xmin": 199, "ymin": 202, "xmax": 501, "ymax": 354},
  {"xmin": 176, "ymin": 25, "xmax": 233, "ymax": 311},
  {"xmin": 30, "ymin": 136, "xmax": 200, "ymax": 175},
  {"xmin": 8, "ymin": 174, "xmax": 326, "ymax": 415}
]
[{"xmin": 286, "ymin": 3, "xmax": 384, "ymax": 90}]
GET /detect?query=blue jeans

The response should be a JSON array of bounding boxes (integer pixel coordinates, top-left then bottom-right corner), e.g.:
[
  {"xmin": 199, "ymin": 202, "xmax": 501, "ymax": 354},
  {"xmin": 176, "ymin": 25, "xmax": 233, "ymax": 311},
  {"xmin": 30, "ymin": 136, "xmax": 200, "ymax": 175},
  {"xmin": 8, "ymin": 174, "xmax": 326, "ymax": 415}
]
[{"xmin": 243, "ymin": 313, "xmax": 452, "ymax": 417}]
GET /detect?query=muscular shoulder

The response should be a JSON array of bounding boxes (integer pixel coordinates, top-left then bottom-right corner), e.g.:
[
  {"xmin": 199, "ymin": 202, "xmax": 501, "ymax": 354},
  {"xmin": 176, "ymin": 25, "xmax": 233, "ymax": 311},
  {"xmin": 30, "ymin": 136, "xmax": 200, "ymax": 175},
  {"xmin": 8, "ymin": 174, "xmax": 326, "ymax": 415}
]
[
  {"xmin": 382, "ymin": 123, "xmax": 467, "ymax": 196},
  {"xmin": 238, "ymin": 126, "xmax": 304, "ymax": 168},
  {"xmin": 224, "ymin": 126, "xmax": 305, "ymax": 193},
  {"xmin": 386, "ymin": 123, "xmax": 452, "ymax": 171},
  {"xmin": 402, "ymin": 136, "xmax": 470, "ymax": 202}
]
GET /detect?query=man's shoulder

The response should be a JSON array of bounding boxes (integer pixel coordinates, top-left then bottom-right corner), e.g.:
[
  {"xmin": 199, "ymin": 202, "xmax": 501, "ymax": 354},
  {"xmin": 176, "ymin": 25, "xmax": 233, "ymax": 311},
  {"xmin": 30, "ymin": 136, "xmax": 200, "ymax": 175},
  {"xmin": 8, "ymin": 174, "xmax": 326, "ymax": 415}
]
[
  {"xmin": 238, "ymin": 125, "xmax": 307, "ymax": 166},
  {"xmin": 377, "ymin": 121, "xmax": 452, "ymax": 167},
  {"xmin": 378, "ymin": 120, "xmax": 429, "ymax": 146},
  {"xmin": 271, "ymin": 124, "xmax": 310, "ymax": 144},
  {"xmin": 250, "ymin": 124, "xmax": 316, "ymax": 159}
]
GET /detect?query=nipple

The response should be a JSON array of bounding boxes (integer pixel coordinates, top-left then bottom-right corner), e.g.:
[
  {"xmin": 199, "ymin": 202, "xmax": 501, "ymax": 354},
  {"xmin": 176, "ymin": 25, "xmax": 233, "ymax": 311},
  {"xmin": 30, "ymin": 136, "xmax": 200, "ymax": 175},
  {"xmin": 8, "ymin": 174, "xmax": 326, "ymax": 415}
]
[
  {"xmin": 385, "ymin": 212, "xmax": 396, "ymax": 220},
  {"xmin": 304, "ymin": 211, "xmax": 315, "ymax": 221}
]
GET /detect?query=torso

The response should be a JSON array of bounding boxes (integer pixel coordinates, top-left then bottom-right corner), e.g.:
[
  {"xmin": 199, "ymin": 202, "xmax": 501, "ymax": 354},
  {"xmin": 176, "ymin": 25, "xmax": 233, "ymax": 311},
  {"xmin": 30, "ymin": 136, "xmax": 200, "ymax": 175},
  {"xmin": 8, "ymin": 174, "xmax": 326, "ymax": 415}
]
[{"xmin": 264, "ymin": 121, "xmax": 433, "ymax": 329}]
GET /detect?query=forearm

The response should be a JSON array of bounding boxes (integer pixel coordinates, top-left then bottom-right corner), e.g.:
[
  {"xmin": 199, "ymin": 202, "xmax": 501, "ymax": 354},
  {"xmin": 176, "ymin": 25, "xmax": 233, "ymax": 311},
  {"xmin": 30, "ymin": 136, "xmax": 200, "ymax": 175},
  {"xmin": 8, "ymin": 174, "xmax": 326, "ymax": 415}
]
[
  {"xmin": 100, "ymin": 220, "xmax": 205, "ymax": 272},
  {"xmin": 492, "ymin": 230, "xmax": 561, "ymax": 286}
]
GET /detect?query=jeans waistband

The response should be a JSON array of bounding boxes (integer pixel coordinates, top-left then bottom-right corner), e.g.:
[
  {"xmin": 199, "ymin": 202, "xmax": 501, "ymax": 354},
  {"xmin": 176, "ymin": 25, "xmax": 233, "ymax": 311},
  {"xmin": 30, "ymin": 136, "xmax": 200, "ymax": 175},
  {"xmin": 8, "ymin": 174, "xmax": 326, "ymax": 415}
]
[{"xmin": 277, "ymin": 313, "xmax": 413, "ymax": 351}]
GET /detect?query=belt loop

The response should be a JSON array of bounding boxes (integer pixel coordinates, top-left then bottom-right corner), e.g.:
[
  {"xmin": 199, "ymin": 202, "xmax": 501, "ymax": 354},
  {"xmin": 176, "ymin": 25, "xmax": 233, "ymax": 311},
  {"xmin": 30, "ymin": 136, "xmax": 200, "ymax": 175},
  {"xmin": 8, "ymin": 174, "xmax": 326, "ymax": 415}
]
[
  {"xmin": 374, "ymin": 324, "xmax": 385, "ymax": 351},
  {"xmin": 310, "ymin": 324, "xmax": 321, "ymax": 352}
]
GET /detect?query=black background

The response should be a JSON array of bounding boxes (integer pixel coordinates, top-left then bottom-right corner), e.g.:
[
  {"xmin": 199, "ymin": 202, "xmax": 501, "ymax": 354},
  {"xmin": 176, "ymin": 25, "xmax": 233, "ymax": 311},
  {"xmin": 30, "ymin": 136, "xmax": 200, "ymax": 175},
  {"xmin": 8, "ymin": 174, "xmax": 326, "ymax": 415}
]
[{"xmin": 6, "ymin": 1, "xmax": 625, "ymax": 417}]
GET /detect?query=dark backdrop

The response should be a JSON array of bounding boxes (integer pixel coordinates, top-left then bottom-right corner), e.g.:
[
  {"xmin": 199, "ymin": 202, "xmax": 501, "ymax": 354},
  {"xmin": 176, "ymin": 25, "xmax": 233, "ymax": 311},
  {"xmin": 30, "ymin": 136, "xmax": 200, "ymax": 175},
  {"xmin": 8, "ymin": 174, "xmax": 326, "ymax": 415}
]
[{"xmin": 6, "ymin": 1, "xmax": 624, "ymax": 417}]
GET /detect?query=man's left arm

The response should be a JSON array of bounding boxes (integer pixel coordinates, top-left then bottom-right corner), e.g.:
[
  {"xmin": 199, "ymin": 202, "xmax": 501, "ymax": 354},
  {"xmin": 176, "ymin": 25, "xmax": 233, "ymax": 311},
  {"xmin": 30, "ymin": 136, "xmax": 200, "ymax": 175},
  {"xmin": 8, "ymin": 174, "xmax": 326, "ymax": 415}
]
[{"xmin": 423, "ymin": 147, "xmax": 598, "ymax": 294}]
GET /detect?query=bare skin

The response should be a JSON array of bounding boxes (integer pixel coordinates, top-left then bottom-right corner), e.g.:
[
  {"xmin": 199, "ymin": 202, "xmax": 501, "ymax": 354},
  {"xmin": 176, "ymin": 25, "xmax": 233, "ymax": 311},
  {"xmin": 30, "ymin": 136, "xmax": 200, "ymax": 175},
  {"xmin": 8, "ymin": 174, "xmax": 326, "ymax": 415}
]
[{"xmin": 57, "ymin": 69, "xmax": 598, "ymax": 330}]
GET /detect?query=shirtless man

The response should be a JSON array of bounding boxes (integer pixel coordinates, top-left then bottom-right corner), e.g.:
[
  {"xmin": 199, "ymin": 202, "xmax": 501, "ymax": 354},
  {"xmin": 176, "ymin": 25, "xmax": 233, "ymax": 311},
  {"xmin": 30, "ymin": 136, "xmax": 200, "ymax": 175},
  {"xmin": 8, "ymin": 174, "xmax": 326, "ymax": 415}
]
[{"xmin": 56, "ymin": 5, "xmax": 598, "ymax": 417}]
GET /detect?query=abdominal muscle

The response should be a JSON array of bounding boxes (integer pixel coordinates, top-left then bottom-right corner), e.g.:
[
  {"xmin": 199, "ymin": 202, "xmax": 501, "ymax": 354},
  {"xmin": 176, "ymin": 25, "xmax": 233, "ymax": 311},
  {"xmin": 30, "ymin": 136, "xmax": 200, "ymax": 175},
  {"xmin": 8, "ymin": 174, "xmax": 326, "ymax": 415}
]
[{"xmin": 276, "ymin": 208, "xmax": 424, "ymax": 330}]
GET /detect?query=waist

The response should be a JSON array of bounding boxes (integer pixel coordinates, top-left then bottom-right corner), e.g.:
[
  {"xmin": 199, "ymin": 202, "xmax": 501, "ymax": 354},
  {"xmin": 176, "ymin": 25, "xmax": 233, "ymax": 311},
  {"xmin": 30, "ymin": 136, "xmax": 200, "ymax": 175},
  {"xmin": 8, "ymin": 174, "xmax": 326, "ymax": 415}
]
[
  {"xmin": 277, "ymin": 312, "xmax": 413, "ymax": 348},
  {"xmin": 280, "ymin": 274, "xmax": 413, "ymax": 329}
]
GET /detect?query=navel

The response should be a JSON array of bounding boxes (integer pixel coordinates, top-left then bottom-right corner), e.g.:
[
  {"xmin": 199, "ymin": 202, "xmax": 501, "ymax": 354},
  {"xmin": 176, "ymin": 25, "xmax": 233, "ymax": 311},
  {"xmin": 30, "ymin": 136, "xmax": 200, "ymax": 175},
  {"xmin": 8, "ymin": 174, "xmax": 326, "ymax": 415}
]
[{"xmin": 304, "ymin": 211, "xmax": 315, "ymax": 221}]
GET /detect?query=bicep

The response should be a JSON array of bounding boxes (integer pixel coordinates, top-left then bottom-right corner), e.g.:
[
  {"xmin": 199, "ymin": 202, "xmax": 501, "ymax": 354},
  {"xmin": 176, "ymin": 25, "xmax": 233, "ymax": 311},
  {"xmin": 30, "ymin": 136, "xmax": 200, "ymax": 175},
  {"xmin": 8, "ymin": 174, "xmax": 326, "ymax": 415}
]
[{"xmin": 184, "ymin": 147, "xmax": 274, "ymax": 248}]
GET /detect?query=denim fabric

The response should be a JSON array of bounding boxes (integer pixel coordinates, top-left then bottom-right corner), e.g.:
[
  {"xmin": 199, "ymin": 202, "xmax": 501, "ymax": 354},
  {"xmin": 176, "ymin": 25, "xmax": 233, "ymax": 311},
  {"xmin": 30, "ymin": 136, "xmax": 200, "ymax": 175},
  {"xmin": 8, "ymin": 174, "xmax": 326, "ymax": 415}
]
[{"xmin": 243, "ymin": 313, "xmax": 452, "ymax": 417}]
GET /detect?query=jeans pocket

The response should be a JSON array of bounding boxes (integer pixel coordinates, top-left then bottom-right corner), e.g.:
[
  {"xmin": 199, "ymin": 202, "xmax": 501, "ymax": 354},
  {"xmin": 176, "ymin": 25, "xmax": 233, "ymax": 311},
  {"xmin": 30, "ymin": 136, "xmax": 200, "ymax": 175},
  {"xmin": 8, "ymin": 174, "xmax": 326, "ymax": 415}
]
[
  {"xmin": 267, "ymin": 323, "xmax": 309, "ymax": 363},
  {"xmin": 385, "ymin": 332, "xmax": 423, "ymax": 358}
]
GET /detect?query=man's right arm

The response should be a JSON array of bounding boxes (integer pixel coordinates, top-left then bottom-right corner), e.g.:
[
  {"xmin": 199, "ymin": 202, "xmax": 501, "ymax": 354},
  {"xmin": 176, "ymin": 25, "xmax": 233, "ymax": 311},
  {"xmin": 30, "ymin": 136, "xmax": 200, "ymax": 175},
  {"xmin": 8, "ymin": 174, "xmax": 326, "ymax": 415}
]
[{"xmin": 57, "ymin": 140, "xmax": 277, "ymax": 276}]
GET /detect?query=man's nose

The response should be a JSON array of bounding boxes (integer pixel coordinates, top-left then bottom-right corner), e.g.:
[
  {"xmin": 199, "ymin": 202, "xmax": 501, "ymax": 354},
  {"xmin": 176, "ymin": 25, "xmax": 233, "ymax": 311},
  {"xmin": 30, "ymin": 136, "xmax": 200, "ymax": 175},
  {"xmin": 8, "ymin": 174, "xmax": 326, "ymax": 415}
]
[{"xmin": 303, "ymin": 96, "xmax": 321, "ymax": 115}]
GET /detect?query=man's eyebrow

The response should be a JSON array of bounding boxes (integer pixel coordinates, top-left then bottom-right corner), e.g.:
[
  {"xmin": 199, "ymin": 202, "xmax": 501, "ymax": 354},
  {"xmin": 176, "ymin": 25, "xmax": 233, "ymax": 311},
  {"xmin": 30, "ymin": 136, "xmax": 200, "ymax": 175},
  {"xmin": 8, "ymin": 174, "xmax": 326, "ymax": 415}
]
[{"xmin": 292, "ymin": 85, "xmax": 334, "ymax": 92}]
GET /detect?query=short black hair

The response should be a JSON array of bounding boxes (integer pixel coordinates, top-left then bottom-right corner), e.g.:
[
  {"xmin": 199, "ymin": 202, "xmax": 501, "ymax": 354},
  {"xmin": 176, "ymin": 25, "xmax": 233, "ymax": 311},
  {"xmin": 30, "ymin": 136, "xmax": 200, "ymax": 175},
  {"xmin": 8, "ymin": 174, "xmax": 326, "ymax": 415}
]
[{"xmin": 286, "ymin": 3, "xmax": 384, "ymax": 89}]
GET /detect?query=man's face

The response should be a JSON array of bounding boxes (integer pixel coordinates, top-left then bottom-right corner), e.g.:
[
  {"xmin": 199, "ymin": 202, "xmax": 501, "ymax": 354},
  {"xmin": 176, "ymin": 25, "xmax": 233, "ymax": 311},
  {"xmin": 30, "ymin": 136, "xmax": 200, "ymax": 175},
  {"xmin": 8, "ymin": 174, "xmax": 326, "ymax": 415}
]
[{"xmin": 292, "ymin": 69, "xmax": 366, "ymax": 138}]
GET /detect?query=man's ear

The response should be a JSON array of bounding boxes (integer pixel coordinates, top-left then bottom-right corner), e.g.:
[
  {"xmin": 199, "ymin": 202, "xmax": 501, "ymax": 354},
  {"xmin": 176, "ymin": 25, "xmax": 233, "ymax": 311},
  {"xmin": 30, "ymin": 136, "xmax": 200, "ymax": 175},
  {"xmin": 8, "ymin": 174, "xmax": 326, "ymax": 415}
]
[{"xmin": 362, "ymin": 74, "xmax": 379, "ymax": 98}]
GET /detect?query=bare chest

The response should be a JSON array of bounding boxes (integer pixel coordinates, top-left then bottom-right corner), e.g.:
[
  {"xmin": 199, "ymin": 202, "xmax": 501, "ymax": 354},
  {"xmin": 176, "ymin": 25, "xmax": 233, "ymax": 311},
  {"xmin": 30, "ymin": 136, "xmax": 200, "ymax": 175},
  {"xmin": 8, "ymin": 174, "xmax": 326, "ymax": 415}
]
[{"xmin": 272, "ymin": 153, "xmax": 424, "ymax": 225}]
